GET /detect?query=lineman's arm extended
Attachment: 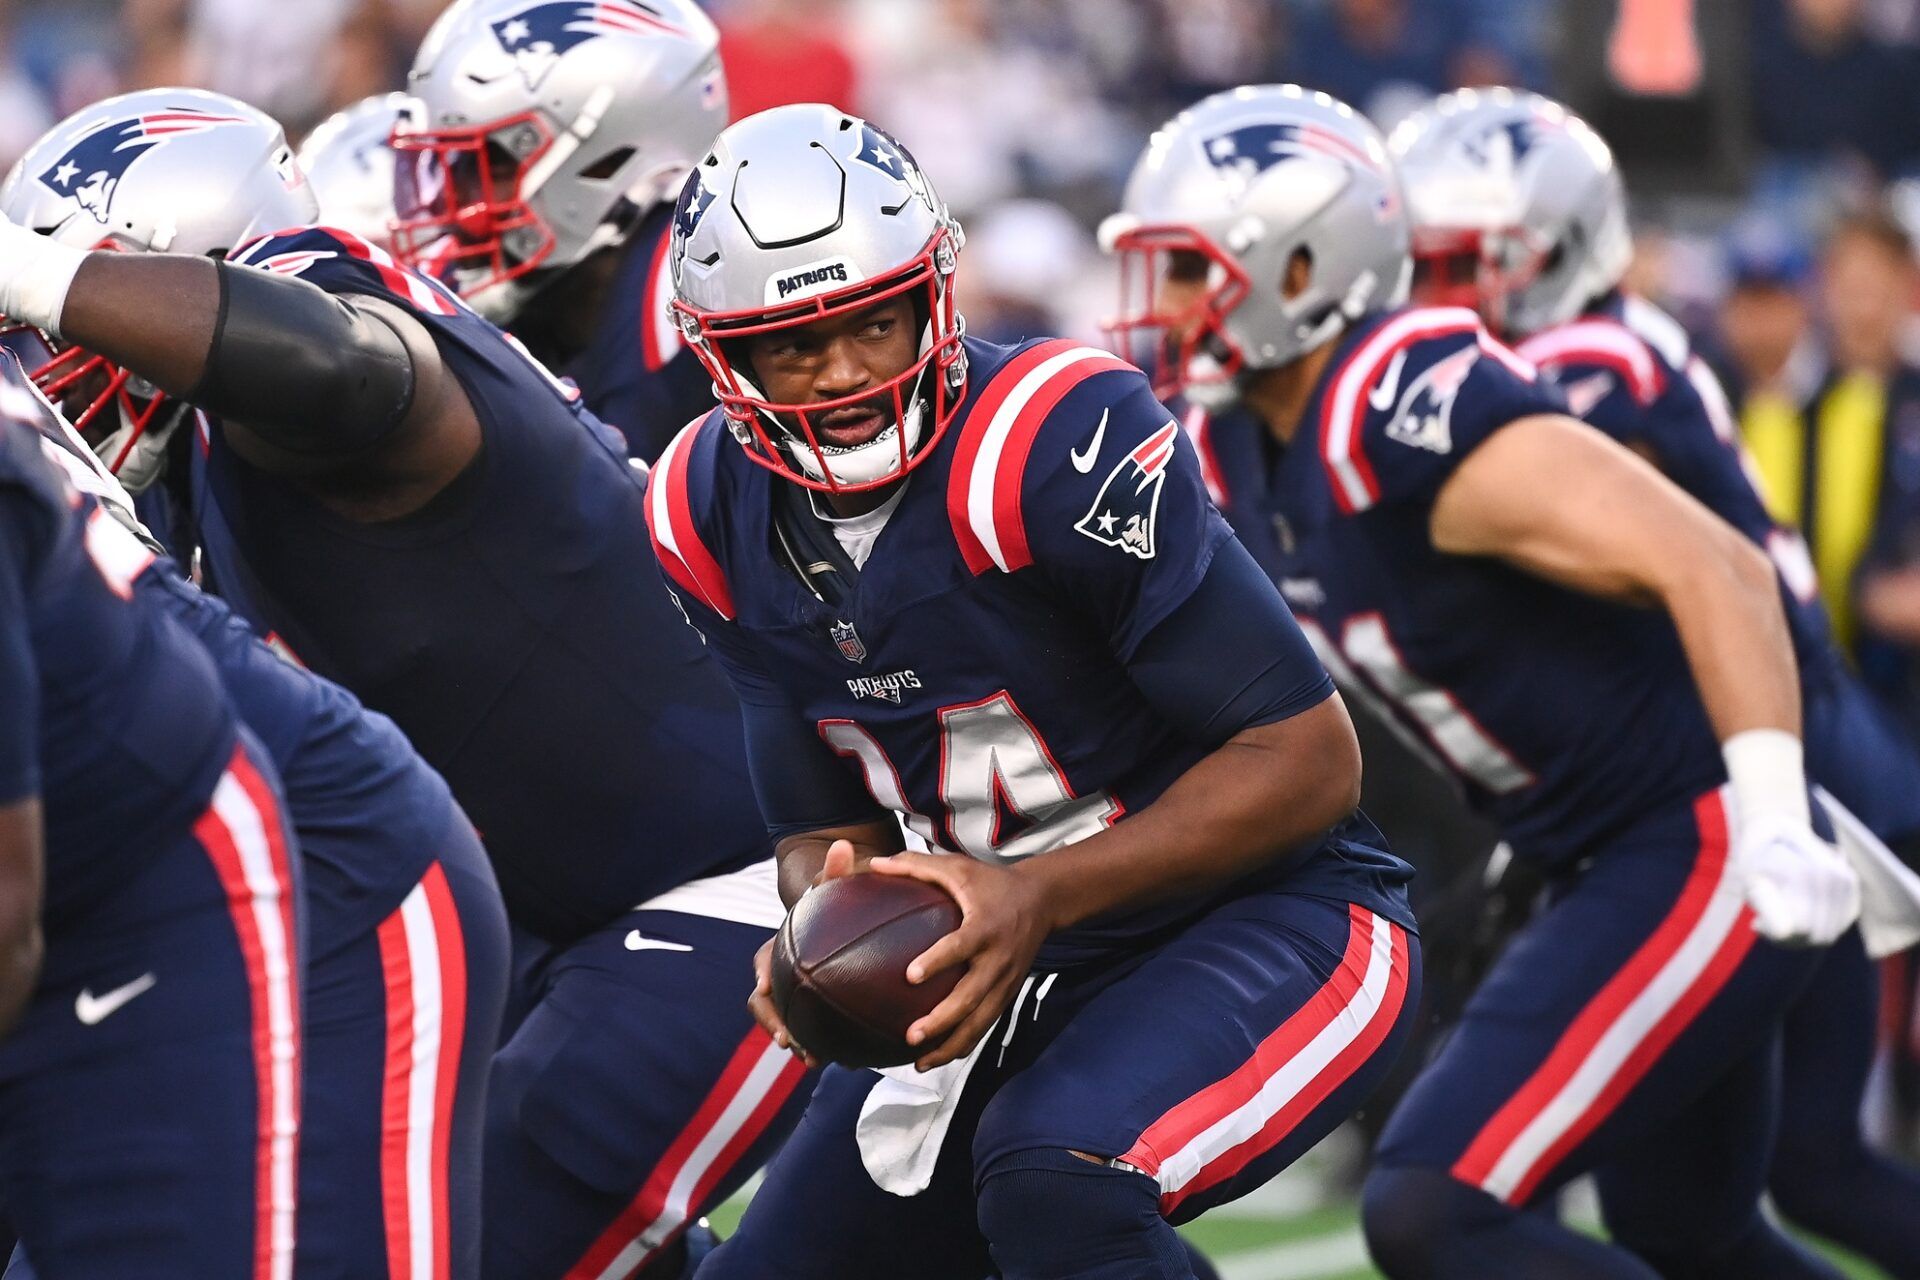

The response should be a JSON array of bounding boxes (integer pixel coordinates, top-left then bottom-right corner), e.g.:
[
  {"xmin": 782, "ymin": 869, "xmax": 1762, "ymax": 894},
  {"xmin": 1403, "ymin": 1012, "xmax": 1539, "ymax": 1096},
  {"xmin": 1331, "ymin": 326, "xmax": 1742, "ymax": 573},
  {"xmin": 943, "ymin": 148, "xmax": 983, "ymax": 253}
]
[{"xmin": 0, "ymin": 221, "xmax": 479, "ymax": 515}]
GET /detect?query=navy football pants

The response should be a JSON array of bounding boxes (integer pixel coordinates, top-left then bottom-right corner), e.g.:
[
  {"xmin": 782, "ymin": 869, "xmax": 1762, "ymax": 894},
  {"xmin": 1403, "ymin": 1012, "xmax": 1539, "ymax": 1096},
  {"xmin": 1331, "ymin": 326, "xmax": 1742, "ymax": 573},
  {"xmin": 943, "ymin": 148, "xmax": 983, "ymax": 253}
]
[
  {"xmin": 702, "ymin": 891, "xmax": 1420, "ymax": 1280},
  {"xmin": 1365, "ymin": 786, "xmax": 1830, "ymax": 1279},
  {"xmin": 0, "ymin": 743, "xmax": 303, "ymax": 1279},
  {"xmin": 296, "ymin": 815, "xmax": 508, "ymax": 1280},
  {"xmin": 484, "ymin": 907, "xmax": 813, "ymax": 1280}
]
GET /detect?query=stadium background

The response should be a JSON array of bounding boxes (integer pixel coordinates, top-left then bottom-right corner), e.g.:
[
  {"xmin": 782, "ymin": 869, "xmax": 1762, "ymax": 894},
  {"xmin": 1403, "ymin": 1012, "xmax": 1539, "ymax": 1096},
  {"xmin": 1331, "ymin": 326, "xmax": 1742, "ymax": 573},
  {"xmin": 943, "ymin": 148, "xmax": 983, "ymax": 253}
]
[{"xmin": 10, "ymin": 0, "xmax": 1920, "ymax": 1274}]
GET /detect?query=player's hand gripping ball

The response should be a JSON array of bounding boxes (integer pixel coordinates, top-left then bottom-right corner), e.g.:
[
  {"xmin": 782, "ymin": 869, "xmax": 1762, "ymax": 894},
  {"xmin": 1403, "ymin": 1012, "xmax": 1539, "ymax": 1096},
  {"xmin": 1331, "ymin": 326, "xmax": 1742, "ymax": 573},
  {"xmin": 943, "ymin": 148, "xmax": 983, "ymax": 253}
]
[{"xmin": 770, "ymin": 873, "xmax": 963, "ymax": 1067}]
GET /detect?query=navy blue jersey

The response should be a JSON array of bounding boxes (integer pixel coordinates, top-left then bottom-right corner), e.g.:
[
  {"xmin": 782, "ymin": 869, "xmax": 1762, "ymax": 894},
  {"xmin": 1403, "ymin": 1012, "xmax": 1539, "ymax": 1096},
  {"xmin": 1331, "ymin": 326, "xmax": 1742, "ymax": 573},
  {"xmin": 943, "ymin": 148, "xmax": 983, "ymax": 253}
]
[
  {"xmin": 191, "ymin": 226, "xmax": 771, "ymax": 941},
  {"xmin": 546, "ymin": 206, "xmax": 715, "ymax": 463},
  {"xmin": 1514, "ymin": 293, "xmax": 1836, "ymax": 675},
  {"xmin": 1217, "ymin": 307, "xmax": 1726, "ymax": 868},
  {"xmin": 651, "ymin": 335, "xmax": 1414, "ymax": 964},
  {"xmin": 0, "ymin": 363, "xmax": 237, "ymax": 927}
]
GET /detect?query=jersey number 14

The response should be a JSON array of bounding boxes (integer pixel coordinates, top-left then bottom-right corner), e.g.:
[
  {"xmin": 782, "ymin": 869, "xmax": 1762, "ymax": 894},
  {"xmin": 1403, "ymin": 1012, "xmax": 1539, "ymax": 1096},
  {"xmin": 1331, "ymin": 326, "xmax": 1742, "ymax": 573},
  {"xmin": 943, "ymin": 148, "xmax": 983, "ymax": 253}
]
[{"xmin": 821, "ymin": 691, "xmax": 1123, "ymax": 861}]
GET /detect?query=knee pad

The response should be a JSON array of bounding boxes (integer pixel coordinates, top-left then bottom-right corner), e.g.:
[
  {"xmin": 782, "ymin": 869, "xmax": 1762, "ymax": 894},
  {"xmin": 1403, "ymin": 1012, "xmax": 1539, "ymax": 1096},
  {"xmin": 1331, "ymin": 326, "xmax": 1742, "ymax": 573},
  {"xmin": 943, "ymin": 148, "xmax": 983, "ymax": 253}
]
[{"xmin": 975, "ymin": 1148, "xmax": 1189, "ymax": 1280}]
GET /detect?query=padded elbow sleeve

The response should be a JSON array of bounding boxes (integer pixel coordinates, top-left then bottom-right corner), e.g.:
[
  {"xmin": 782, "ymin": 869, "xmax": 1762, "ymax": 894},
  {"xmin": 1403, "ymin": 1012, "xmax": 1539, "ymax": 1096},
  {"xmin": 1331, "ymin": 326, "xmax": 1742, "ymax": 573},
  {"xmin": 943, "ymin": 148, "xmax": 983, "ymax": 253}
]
[{"xmin": 190, "ymin": 260, "xmax": 416, "ymax": 455}]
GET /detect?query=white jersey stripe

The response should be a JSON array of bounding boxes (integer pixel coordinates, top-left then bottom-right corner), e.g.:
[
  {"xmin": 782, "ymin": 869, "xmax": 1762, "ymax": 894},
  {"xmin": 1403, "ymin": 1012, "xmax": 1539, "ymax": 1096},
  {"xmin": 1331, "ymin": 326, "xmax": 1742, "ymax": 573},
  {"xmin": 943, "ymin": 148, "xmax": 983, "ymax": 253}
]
[
  {"xmin": 1324, "ymin": 307, "xmax": 1479, "ymax": 512},
  {"xmin": 1473, "ymin": 790, "xmax": 1746, "ymax": 1201},
  {"xmin": 1149, "ymin": 911, "xmax": 1401, "ymax": 1197},
  {"xmin": 964, "ymin": 345, "xmax": 1119, "ymax": 572},
  {"xmin": 588, "ymin": 1040, "xmax": 797, "ymax": 1280},
  {"xmin": 211, "ymin": 769, "xmax": 301, "ymax": 1280},
  {"xmin": 1515, "ymin": 321, "xmax": 1661, "ymax": 405},
  {"xmin": 398, "ymin": 880, "xmax": 445, "ymax": 1280}
]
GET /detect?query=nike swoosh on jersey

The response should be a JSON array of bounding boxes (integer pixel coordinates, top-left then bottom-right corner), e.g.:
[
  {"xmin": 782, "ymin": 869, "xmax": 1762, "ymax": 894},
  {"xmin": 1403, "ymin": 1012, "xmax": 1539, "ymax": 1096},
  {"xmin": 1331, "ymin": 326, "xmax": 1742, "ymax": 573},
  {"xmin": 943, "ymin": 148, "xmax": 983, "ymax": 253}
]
[
  {"xmin": 1367, "ymin": 350, "xmax": 1408, "ymax": 412},
  {"xmin": 75, "ymin": 972, "xmax": 157, "ymax": 1025},
  {"xmin": 624, "ymin": 931, "xmax": 694, "ymax": 953},
  {"xmin": 1069, "ymin": 409, "xmax": 1111, "ymax": 474}
]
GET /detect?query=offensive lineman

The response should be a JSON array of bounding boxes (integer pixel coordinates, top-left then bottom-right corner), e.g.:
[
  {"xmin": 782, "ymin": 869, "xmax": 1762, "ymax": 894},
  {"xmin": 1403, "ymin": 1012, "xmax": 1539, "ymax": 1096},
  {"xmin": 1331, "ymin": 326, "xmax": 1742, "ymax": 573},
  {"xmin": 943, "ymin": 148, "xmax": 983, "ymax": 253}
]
[
  {"xmin": 389, "ymin": 0, "xmax": 725, "ymax": 459},
  {"xmin": 0, "ymin": 357, "xmax": 301, "ymax": 1278},
  {"xmin": 0, "ymin": 87, "xmax": 804, "ymax": 1279},
  {"xmin": 17, "ymin": 370, "xmax": 509, "ymax": 1280},
  {"xmin": 1103, "ymin": 85, "xmax": 1859, "ymax": 1278},
  {"xmin": 652, "ymin": 102, "xmax": 1420, "ymax": 1280},
  {"xmin": 1390, "ymin": 87, "xmax": 1920, "ymax": 1276}
]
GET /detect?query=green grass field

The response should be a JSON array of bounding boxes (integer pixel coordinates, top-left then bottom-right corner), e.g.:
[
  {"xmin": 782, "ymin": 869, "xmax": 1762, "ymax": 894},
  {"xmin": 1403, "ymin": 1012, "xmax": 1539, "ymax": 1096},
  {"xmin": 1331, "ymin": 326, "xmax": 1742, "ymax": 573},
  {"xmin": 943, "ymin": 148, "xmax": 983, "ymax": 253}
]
[{"xmin": 705, "ymin": 1128, "xmax": 1891, "ymax": 1279}]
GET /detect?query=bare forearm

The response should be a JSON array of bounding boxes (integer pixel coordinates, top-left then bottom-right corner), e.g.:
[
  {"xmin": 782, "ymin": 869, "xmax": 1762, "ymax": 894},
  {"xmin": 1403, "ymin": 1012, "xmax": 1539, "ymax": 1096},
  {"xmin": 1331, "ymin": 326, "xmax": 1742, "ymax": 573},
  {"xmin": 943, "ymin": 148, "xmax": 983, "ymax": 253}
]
[
  {"xmin": 774, "ymin": 818, "xmax": 905, "ymax": 906},
  {"xmin": 60, "ymin": 253, "xmax": 219, "ymax": 395},
  {"xmin": 1015, "ymin": 697, "xmax": 1362, "ymax": 931},
  {"xmin": 1663, "ymin": 536, "xmax": 1801, "ymax": 741}
]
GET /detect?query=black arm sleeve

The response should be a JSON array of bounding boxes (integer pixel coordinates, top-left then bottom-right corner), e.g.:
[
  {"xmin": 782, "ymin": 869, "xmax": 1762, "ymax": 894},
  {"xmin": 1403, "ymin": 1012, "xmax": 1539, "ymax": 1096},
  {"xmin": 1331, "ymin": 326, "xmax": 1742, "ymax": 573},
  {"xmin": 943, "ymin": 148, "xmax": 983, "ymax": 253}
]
[
  {"xmin": 189, "ymin": 261, "xmax": 416, "ymax": 455},
  {"xmin": 1126, "ymin": 536, "xmax": 1336, "ymax": 744}
]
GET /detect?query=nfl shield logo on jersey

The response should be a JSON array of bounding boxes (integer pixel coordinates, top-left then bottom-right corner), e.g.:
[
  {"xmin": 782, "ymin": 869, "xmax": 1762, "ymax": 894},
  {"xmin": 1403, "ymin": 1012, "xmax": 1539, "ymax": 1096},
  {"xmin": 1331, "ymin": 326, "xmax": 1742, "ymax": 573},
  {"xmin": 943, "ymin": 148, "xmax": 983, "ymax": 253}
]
[
  {"xmin": 830, "ymin": 619, "xmax": 867, "ymax": 664},
  {"xmin": 1075, "ymin": 420, "xmax": 1180, "ymax": 560}
]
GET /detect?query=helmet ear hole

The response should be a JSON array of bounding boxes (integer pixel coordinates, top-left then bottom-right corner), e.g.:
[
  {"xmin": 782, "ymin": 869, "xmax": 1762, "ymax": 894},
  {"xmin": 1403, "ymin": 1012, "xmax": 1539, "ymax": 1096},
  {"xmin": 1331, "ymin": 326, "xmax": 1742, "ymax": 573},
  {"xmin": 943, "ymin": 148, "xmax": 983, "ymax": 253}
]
[
  {"xmin": 1283, "ymin": 247, "xmax": 1314, "ymax": 301},
  {"xmin": 581, "ymin": 147, "xmax": 635, "ymax": 181}
]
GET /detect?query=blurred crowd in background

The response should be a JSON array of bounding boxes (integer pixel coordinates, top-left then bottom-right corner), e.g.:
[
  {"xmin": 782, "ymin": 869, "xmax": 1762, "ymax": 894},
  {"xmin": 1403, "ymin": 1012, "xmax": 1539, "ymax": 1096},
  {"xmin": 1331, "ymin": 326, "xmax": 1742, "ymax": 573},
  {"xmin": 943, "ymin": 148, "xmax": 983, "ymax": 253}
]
[{"xmin": 22, "ymin": 0, "xmax": 1920, "ymax": 752}]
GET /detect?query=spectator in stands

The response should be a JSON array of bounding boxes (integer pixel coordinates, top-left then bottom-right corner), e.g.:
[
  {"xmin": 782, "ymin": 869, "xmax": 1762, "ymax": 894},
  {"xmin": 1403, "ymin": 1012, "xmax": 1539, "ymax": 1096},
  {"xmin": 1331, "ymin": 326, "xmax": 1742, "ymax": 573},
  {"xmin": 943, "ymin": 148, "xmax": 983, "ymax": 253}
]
[
  {"xmin": 1277, "ymin": 0, "xmax": 1516, "ymax": 129},
  {"xmin": 1752, "ymin": 0, "xmax": 1920, "ymax": 178},
  {"xmin": 1744, "ymin": 210, "xmax": 1920, "ymax": 654}
]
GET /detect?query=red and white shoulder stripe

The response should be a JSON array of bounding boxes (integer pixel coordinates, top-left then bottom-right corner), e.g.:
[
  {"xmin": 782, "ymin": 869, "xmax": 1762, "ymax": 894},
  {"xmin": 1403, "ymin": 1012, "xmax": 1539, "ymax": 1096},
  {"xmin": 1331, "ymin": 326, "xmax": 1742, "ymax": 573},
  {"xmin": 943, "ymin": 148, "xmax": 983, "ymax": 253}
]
[
  {"xmin": 231, "ymin": 227, "xmax": 457, "ymax": 317},
  {"xmin": 946, "ymin": 339, "xmax": 1135, "ymax": 575},
  {"xmin": 1514, "ymin": 318, "xmax": 1666, "ymax": 407},
  {"xmin": 639, "ymin": 228, "xmax": 682, "ymax": 374},
  {"xmin": 644, "ymin": 419, "xmax": 735, "ymax": 621},
  {"xmin": 1320, "ymin": 307, "xmax": 1489, "ymax": 515}
]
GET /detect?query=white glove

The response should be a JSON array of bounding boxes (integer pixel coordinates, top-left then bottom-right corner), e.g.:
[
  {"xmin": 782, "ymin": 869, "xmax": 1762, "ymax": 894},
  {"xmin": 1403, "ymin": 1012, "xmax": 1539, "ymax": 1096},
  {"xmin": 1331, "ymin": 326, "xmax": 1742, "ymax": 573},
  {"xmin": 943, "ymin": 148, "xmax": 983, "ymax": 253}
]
[
  {"xmin": 0, "ymin": 211, "xmax": 87, "ymax": 335},
  {"xmin": 1724, "ymin": 729, "xmax": 1861, "ymax": 947},
  {"xmin": 1732, "ymin": 808, "xmax": 1861, "ymax": 947}
]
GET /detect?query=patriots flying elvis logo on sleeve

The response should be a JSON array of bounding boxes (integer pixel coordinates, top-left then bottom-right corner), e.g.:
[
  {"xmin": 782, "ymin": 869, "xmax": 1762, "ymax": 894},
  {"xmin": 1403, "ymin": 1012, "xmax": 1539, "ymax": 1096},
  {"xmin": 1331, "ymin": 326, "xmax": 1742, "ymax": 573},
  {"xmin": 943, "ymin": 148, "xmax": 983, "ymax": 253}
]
[
  {"xmin": 489, "ymin": 1, "xmax": 684, "ymax": 89},
  {"xmin": 1075, "ymin": 420, "xmax": 1181, "ymax": 560},
  {"xmin": 39, "ymin": 109, "xmax": 249, "ymax": 223}
]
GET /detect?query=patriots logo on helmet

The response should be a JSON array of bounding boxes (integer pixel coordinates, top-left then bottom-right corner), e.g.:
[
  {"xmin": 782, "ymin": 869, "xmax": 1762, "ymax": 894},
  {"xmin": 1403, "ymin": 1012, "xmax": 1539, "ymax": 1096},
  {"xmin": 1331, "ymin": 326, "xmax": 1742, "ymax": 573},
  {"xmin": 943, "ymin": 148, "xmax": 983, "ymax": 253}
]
[
  {"xmin": 1075, "ymin": 420, "xmax": 1180, "ymax": 560},
  {"xmin": 39, "ymin": 109, "xmax": 249, "ymax": 224},
  {"xmin": 1202, "ymin": 122, "xmax": 1381, "ymax": 188},
  {"xmin": 489, "ymin": 1, "xmax": 684, "ymax": 90},
  {"xmin": 851, "ymin": 122, "xmax": 935, "ymax": 211},
  {"xmin": 672, "ymin": 169, "xmax": 715, "ymax": 249},
  {"xmin": 1384, "ymin": 346, "xmax": 1479, "ymax": 455},
  {"xmin": 1462, "ymin": 116, "xmax": 1559, "ymax": 171}
]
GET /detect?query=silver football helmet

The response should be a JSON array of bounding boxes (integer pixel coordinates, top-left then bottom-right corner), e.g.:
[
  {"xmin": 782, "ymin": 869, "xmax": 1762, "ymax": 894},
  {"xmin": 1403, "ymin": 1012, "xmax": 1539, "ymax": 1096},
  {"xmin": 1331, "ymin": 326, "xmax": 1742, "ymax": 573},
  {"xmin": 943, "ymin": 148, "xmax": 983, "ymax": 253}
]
[
  {"xmin": 671, "ymin": 103, "xmax": 967, "ymax": 494},
  {"xmin": 393, "ymin": 0, "xmax": 727, "ymax": 322},
  {"xmin": 1389, "ymin": 88, "xmax": 1630, "ymax": 338},
  {"xmin": 298, "ymin": 92, "xmax": 414, "ymax": 251},
  {"xmin": 0, "ymin": 88, "xmax": 317, "ymax": 490},
  {"xmin": 1099, "ymin": 84, "xmax": 1410, "ymax": 406}
]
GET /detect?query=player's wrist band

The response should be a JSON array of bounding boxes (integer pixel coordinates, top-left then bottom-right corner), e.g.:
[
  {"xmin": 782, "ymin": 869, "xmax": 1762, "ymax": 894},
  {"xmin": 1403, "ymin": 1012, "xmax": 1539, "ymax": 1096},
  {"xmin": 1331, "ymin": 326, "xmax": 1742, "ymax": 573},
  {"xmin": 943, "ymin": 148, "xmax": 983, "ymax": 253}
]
[
  {"xmin": 1722, "ymin": 727, "xmax": 1810, "ymax": 828},
  {"xmin": 0, "ymin": 220, "xmax": 86, "ymax": 336}
]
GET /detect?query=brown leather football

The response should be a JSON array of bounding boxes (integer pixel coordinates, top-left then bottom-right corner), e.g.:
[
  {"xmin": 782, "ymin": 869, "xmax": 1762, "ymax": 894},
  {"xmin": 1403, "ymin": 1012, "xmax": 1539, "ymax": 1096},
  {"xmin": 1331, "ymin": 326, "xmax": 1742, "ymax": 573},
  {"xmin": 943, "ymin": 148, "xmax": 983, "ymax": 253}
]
[{"xmin": 770, "ymin": 873, "xmax": 964, "ymax": 1067}]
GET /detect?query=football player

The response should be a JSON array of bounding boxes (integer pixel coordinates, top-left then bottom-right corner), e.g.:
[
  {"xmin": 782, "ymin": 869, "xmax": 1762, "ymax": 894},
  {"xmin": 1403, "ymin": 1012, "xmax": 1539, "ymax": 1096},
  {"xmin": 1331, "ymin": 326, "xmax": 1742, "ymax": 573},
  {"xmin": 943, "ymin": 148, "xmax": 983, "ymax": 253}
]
[
  {"xmin": 389, "ymin": 0, "xmax": 726, "ymax": 459},
  {"xmin": 297, "ymin": 92, "xmax": 414, "ymax": 252},
  {"xmin": 0, "ymin": 89, "xmax": 806, "ymax": 1279},
  {"xmin": 1103, "ymin": 86, "xmax": 1859, "ymax": 1278},
  {"xmin": 12, "ymin": 368, "xmax": 510, "ymax": 1280},
  {"xmin": 0, "ymin": 354, "xmax": 301, "ymax": 1277},
  {"xmin": 1392, "ymin": 87, "xmax": 1920, "ymax": 1276},
  {"xmin": 650, "ymin": 103, "xmax": 1420, "ymax": 1280}
]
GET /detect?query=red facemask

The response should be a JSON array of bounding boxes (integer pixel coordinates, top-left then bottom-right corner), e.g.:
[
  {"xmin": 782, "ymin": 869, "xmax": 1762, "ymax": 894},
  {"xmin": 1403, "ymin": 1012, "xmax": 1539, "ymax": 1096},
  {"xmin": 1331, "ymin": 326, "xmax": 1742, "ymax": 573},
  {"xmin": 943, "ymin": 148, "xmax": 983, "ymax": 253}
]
[
  {"xmin": 1102, "ymin": 223, "xmax": 1249, "ymax": 402},
  {"xmin": 388, "ymin": 112, "xmax": 558, "ymax": 299}
]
